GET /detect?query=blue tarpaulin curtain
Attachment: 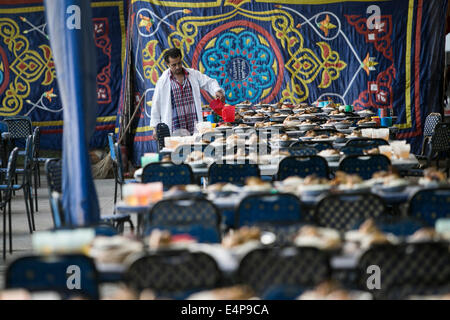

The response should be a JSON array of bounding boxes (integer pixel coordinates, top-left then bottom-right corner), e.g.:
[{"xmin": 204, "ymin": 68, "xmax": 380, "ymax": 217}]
[
  {"xmin": 121, "ymin": 0, "xmax": 448, "ymax": 164},
  {"xmin": 44, "ymin": 0, "xmax": 100, "ymax": 225}
]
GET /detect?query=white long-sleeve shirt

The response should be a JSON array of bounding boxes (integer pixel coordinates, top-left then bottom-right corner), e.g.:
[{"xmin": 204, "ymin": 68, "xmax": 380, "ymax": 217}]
[{"xmin": 150, "ymin": 68, "xmax": 223, "ymax": 133}]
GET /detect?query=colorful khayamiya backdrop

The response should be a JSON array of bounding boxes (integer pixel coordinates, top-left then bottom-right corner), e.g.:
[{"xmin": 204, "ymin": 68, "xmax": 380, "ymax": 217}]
[
  {"xmin": 0, "ymin": 0, "xmax": 127, "ymax": 150},
  {"xmin": 121, "ymin": 0, "xmax": 448, "ymax": 165}
]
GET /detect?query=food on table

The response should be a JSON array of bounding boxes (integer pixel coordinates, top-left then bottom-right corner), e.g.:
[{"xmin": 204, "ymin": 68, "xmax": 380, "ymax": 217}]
[
  {"xmin": 261, "ymin": 106, "xmax": 276, "ymax": 113},
  {"xmin": 408, "ymin": 228, "xmax": 440, "ymax": 242},
  {"xmin": 348, "ymin": 130, "xmax": 362, "ymax": 137},
  {"xmin": 419, "ymin": 167, "xmax": 448, "ymax": 185},
  {"xmin": 357, "ymin": 117, "xmax": 374, "ymax": 125},
  {"xmin": 89, "ymin": 236, "xmax": 144, "ymax": 263},
  {"xmin": 219, "ymin": 122, "xmax": 232, "ymax": 127},
  {"xmin": 315, "ymin": 134, "xmax": 330, "ymax": 140},
  {"xmin": 188, "ymin": 285, "xmax": 255, "ymax": 300},
  {"xmin": 330, "ymin": 110, "xmax": 345, "ymax": 116},
  {"xmin": 294, "ymin": 225, "xmax": 341, "ymax": 250},
  {"xmin": 222, "ymin": 226, "xmax": 261, "ymax": 248},
  {"xmin": 185, "ymin": 150, "xmax": 204, "ymax": 163},
  {"xmin": 330, "ymin": 171, "xmax": 363, "ymax": 188},
  {"xmin": 302, "ymin": 175, "xmax": 330, "ymax": 186},
  {"xmin": 305, "ymin": 130, "xmax": 317, "ymax": 137},
  {"xmin": 147, "ymin": 229, "xmax": 173, "ymax": 249},
  {"xmin": 272, "ymin": 133, "xmax": 290, "ymax": 141},
  {"xmin": 298, "ymin": 281, "xmax": 371, "ymax": 300},
  {"xmin": 244, "ymin": 177, "xmax": 272, "ymax": 192},
  {"xmin": 364, "ymin": 148, "xmax": 380, "ymax": 155}
]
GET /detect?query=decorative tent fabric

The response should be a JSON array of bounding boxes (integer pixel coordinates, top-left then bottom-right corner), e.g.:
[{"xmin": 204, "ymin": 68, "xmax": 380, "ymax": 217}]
[
  {"xmin": 0, "ymin": 0, "xmax": 127, "ymax": 150},
  {"xmin": 120, "ymin": 0, "xmax": 448, "ymax": 166}
]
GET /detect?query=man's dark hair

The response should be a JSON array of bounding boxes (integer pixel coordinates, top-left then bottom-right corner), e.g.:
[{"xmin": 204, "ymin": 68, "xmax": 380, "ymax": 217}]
[{"xmin": 164, "ymin": 48, "xmax": 182, "ymax": 64}]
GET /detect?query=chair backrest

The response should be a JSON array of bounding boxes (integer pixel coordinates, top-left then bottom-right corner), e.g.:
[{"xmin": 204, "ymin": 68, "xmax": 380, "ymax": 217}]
[
  {"xmin": 5, "ymin": 254, "xmax": 100, "ymax": 299},
  {"xmin": 142, "ymin": 162, "xmax": 193, "ymax": 190},
  {"xmin": 45, "ymin": 159, "xmax": 62, "ymax": 193},
  {"xmin": 146, "ymin": 198, "xmax": 221, "ymax": 243},
  {"xmin": 208, "ymin": 162, "xmax": 260, "ymax": 185},
  {"xmin": 430, "ymin": 122, "xmax": 450, "ymax": 153},
  {"xmin": 340, "ymin": 146, "xmax": 367, "ymax": 156},
  {"xmin": 423, "ymin": 112, "xmax": 442, "ymax": 138},
  {"xmin": 3, "ymin": 116, "xmax": 33, "ymax": 140},
  {"xmin": 357, "ymin": 242, "xmax": 450, "ymax": 299},
  {"xmin": 237, "ymin": 246, "xmax": 331, "ymax": 296},
  {"xmin": 32, "ymin": 127, "xmax": 40, "ymax": 159},
  {"xmin": 314, "ymin": 193, "xmax": 387, "ymax": 232},
  {"xmin": 291, "ymin": 141, "xmax": 333, "ymax": 152},
  {"xmin": 345, "ymin": 138, "xmax": 389, "ymax": 148},
  {"xmin": 45, "ymin": 159, "xmax": 64, "ymax": 227},
  {"xmin": 125, "ymin": 250, "xmax": 222, "ymax": 298},
  {"xmin": 236, "ymin": 193, "xmax": 302, "ymax": 226},
  {"xmin": 277, "ymin": 155, "xmax": 329, "ymax": 180},
  {"xmin": 3, "ymin": 147, "xmax": 19, "ymax": 203},
  {"xmin": 23, "ymin": 135, "xmax": 33, "ymax": 174},
  {"xmin": 156, "ymin": 123, "xmax": 171, "ymax": 152},
  {"xmin": 408, "ymin": 188, "xmax": 450, "ymax": 226},
  {"xmin": 288, "ymin": 146, "xmax": 317, "ymax": 157},
  {"xmin": 338, "ymin": 154, "xmax": 391, "ymax": 180}
]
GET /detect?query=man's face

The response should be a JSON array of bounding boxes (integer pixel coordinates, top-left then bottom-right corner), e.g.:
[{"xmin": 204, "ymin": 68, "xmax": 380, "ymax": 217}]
[{"xmin": 168, "ymin": 56, "xmax": 183, "ymax": 75}]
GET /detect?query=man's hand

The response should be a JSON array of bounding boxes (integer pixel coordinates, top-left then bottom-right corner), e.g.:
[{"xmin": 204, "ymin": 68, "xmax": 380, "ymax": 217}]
[{"xmin": 215, "ymin": 90, "xmax": 225, "ymax": 102}]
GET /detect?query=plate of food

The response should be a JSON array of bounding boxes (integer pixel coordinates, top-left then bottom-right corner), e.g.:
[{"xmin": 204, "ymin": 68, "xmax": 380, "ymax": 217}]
[{"xmin": 318, "ymin": 149, "xmax": 341, "ymax": 162}]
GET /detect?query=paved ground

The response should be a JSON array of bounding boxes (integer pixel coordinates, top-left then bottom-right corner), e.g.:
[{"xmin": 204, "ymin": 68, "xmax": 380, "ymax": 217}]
[{"xmin": 0, "ymin": 167, "xmax": 129, "ymax": 290}]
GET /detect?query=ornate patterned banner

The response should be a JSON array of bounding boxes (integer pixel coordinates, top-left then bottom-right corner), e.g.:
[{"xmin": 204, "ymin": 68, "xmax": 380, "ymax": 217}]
[
  {"xmin": 0, "ymin": 0, "xmax": 126, "ymax": 150},
  {"xmin": 123, "ymin": 0, "xmax": 448, "ymax": 165}
]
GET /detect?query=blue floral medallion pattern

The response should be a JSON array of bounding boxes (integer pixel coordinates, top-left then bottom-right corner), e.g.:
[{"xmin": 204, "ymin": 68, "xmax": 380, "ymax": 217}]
[{"xmin": 201, "ymin": 31, "xmax": 276, "ymax": 104}]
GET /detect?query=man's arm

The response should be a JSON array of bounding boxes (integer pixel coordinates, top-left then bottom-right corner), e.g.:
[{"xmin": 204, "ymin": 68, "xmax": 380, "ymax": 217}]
[{"xmin": 195, "ymin": 70, "xmax": 225, "ymax": 101}]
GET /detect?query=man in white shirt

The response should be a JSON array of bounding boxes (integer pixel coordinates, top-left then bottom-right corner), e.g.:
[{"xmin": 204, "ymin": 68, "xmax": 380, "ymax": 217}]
[{"xmin": 150, "ymin": 48, "xmax": 225, "ymax": 135}]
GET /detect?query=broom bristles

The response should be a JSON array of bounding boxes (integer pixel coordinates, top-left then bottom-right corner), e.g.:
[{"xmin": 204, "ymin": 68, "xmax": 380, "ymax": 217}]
[{"xmin": 92, "ymin": 153, "xmax": 113, "ymax": 179}]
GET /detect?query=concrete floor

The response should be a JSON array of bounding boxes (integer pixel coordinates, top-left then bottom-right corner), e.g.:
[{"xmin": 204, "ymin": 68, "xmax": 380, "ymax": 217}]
[{"xmin": 0, "ymin": 172, "xmax": 125, "ymax": 290}]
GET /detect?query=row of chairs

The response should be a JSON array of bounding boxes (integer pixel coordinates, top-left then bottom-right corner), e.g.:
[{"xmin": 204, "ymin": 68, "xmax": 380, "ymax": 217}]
[
  {"xmin": 139, "ymin": 187, "xmax": 450, "ymax": 243},
  {"xmin": 4, "ymin": 241, "xmax": 450, "ymax": 300},
  {"xmin": 137, "ymin": 154, "xmax": 391, "ymax": 189}
]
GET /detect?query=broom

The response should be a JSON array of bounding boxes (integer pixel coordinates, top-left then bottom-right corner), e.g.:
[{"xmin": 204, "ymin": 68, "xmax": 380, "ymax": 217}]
[{"xmin": 92, "ymin": 94, "xmax": 145, "ymax": 178}]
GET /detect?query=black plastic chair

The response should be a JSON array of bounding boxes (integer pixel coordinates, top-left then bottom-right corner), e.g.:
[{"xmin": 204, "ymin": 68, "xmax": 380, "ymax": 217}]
[
  {"xmin": 290, "ymin": 141, "xmax": 333, "ymax": 152},
  {"xmin": 338, "ymin": 154, "xmax": 391, "ymax": 180},
  {"xmin": 288, "ymin": 146, "xmax": 317, "ymax": 157},
  {"xmin": 314, "ymin": 193, "xmax": 387, "ymax": 232},
  {"xmin": 145, "ymin": 198, "xmax": 221, "ymax": 243},
  {"xmin": 277, "ymin": 155, "xmax": 330, "ymax": 180},
  {"xmin": 208, "ymin": 162, "xmax": 260, "ymax": 185},
  {"xmin": 1, "ymin": 148, "xmax": 18, "ymax": 259},
  {"xmin": 235, "ymin": 193, "xmax": 303, "ymax": 243},
  {"xmin": 408, "ymin": 187, "xmax": 450, "ymax": 227},
  {"xmin": 2, "ymin": 116, "xmax": 33, "ymax": 149},
  {"xmin": 0, "ymin": 136, "xmax": 35, "ymax": 232},
  {"xmin": 237, "ymin": 246, "xmax": 331, "ymax": 296},
  {"xmin": 345, "ymin": 138, "xmax": 389, "ymax": 148},
  {"xmin": 6, "ymin": 254, "xmax": 100, "ymax": 299},
  {"xmin": 142, "ymin": 161, "xmax": 194, "ymax": 190},
  {"xmin": 420, "ymin": 113, "xmax": 442, "ymax": 156},
  {"xmin": 357, "ymin": 242, "xmax": 450, "ymax": 299},
  {"xmin": 421, "ymin": 123, "xmax": 450, "ymax": 174},
  {"xmin": 125, "ymin": 250, "xmax": 223, "ymax": 299},
  {"xmin": 155, "ymin": 123, "xmax": 170, "ymax": 152}
]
